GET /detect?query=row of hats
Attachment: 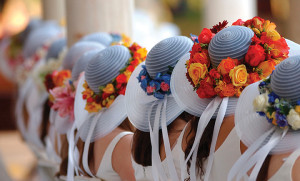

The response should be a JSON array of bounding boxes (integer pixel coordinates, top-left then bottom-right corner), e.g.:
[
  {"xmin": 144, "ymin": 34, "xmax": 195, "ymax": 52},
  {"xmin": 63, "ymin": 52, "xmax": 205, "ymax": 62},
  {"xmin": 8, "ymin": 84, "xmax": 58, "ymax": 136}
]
[{"xmin": 4, "ymin": 16, "xmax": 300, "ymax": 181}]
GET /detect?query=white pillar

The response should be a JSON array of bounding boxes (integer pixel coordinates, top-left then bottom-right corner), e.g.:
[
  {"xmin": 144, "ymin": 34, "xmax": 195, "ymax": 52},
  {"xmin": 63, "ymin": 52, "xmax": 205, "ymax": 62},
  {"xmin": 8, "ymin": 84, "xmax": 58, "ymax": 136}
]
[
  {"xmin": 42, "ymin": 0, "xmax": 66, "ymax": 24},
  {"xmin": 65, "ymin": 0, "xmax": 134, "ymax": 47},
  {"xmin": 203, "ymin": 0, "xmax": 257, "ymax": 28}
]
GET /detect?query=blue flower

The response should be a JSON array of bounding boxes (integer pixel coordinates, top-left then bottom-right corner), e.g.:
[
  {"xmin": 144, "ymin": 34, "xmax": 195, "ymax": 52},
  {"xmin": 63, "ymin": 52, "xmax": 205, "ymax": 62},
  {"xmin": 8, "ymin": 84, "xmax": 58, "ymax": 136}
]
[
  {"xmin": 149, "ymin": 80, "xmax": 160, "ymax": 91},
  {"xmin": 154, "ymin": 92, "xmax": 164, "ymax": 99},
  {"xmin": 266, "ymin": 116, "xmax": 273, "ymax": 123},
  {"xmin": 259, "ymin": 81, "xmax": 266, "ymax": 88},
  {"xmin": 268, "ymin": 92, "xmax": 279, "ymax": 103},
  {"xmin": 160, "ymin": 74, "xmax": 171, "ymax": 85},
  {"xmin": 257, "ymin": 111, "xmax": 265, "ymax": 116},
  {"xmin": 297, "ymin": 100, "xmax": 300, "ymax": 106},
  {"xmin": 140, "ymin": 79, "xmax": 148, "ymax": 91},
  {"xmin": 190, "ymin": 33, "xmax": 199, "ymax": 43}
]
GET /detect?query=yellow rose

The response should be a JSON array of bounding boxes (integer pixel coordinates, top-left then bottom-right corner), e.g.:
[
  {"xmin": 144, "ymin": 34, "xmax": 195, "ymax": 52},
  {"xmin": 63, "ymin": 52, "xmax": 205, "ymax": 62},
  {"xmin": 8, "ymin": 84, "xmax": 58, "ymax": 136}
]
[
  {"xmin": 263, "ymin": 20, "xmax": 276, "ymax": 32},
  {"xmin": 266, "ymin": 30, "xmax": 281, "ymax": 41},
  {"xmin": 188, "ymin": 63, "xmax": 208, "ymax": 85},
  {"xmin": 124, "ymin": 70, "xmax": 132, "ymax": 81},
  {"xmin": 229, "ymin": 65, "xmax": 248, "ymax": 87},
  {"xmin": 295, "ymin": 106, "xmax": 300, "ymax": 113},
  {"xmin": 103, "ymin": 84, "xmax": 115, "ymax": 94},
  {"xmin": 137, "ymin": 48, "xmax": 147, "ymax": 59}
]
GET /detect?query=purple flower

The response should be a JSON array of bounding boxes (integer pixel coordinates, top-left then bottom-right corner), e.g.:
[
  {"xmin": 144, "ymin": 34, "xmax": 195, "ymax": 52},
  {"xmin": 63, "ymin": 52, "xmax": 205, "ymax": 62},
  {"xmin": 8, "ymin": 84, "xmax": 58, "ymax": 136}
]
[
  {"xmin": 275, "ymin": 112, "xmax": 288, "ymax": 127},
  {"xmin": 257, "ymin": 111, "xmax": 265, "ymax": 116},
  {"xmin": 266, "ymin": 117, "xmax": 273, "ymax": 123}
]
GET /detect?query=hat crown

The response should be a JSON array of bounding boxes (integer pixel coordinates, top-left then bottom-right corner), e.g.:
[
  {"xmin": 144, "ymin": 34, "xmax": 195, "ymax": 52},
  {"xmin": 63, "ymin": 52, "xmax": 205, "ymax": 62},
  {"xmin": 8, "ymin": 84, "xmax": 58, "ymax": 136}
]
[
  {"xmin": 145, "ymin": 36, "xmax": 193, "ymax": 79},
  {"xmin": 271, "ymin": 56, "xmax": 300, "ymax": 104},
  {"xmin": 71, "ymin": 49, "xmax": 99, "ymax": 81},
  {"xmin": 80, "ymin": 32, "xmax": 112, "ymax": 47},
  {"xmin": 62, "ymin": 41, "xmax": 105, "ymax": 70},
  {"xmin": 23, "ymin": 22, "xmax": 61, "ymax": 58},
  {"xmin": 208, "ymin": 26, "xmax": 254, "ymax": 67},
  {"xmin": 85, "ymin": 45, "xmax": 131, "ymax": 93},
  {"xmin": 46, "ymin": 38, "xmax": 66, "ymax": 61}
]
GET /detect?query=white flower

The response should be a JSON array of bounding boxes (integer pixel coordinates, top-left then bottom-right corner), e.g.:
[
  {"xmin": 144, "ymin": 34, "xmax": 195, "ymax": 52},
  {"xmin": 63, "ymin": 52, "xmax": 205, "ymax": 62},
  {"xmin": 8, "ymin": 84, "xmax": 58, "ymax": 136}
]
[
  {"xmin": 287, "ymin": 109, "xmax": 300, "ymax": 130},
  {"xmin": 253, "ymin": 93, "xmax": 269, "ymax": 111}
]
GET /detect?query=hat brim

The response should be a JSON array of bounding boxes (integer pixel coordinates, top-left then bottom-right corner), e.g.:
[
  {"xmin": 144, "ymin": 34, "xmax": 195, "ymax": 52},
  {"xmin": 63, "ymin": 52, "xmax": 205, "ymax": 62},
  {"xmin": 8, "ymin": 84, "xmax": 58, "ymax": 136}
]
[
  {"xmin": 125, "ymin": 62, "xmax": 183, "ymax": 132},
  {"xmin": 74, "ymin": 74, "xmax": 127, "ymax": 142},
  {"xmin": 235, "ymin": 81, "xmax": 300, "ymax": 154},
  {"xmin": 170, "ymin": 53, "xmax": 238, "ymax": 118}
]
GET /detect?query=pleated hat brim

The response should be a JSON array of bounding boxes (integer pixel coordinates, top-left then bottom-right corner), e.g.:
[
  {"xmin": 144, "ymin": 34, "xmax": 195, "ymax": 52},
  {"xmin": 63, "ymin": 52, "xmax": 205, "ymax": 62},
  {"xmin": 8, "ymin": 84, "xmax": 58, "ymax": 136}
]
[
  {"xmin": 235, "ymin": 81, "xmax": 300, "ymax": 154},
  {"xmin": 125, "ymin": 62, "xmax": 183, "ymax": 132},
  {"xmin": 74, "ymin": 74, "xmax": 127, "ymax": 142}
]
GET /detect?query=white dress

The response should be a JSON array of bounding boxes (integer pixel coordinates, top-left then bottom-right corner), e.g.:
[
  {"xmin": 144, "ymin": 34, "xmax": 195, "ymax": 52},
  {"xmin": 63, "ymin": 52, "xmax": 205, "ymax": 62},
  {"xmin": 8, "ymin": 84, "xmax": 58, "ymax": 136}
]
[
  {"xmin": 75, "ymin": 131, "xmax": 133, "ymax": 181},
  {"xmin": 268, "ymin": 148, "xmax": 300, "ymax": 181}
]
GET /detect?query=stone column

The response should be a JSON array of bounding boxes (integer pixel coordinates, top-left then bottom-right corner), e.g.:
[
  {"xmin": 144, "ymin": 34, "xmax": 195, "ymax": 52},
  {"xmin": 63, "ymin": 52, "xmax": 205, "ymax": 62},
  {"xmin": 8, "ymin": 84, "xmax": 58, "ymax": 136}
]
[
  {"xmin": 42, "ymin": 0, "xmax": 66, "ymax": 24},
  {"xmin": 65, "ymin": 0, "xmax": 134, "ymax": 47},
  {"xmin": 203, "ymin": 0, "xmax": 257, "ymax": 28}
]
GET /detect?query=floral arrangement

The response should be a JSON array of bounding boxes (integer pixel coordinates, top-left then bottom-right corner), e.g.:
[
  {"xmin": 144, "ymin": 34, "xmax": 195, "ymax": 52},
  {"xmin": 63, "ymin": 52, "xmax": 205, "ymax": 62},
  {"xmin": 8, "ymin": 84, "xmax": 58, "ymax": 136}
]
[
  {"xmin": 16, "ymin": 43, "xmax": 50, "ymax": 84},
  {"xmin": 110, "ymin": 33, "xmax": 132, "ymax": 47},
  {"xmin": 44, "ymin": 69, "xmax": 75, "ymax": 121},
  {"xmin": 186, "ymin": 17, "xmax": 289, "ymax": 99},
  {"xmin": 32, "ymin": 48, "xmax": 67, "ymax": 91},
  {"xmin": 253, "ymin": 77, "xmax": 300, "ymax": 130},
  {"xmin": 137, "ymin": 65, "xmax": 172, "ymax": 99},
  {"xmin": 82, "ymin": 43, "xmax": 147, "ymax": 113}
]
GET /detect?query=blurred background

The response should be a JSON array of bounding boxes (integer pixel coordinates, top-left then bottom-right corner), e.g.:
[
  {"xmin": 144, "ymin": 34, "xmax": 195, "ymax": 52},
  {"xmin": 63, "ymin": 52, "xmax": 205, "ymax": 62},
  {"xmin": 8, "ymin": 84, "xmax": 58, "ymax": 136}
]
[{"xmin": 0, "ymin": 0, "xmax": 299, "ymax": 180}]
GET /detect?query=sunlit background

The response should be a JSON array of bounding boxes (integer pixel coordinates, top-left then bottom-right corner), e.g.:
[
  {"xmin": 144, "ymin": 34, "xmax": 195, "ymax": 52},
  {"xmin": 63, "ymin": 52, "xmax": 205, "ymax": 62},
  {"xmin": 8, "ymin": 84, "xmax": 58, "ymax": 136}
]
[{"xmin": 0, "ymin": 0, "xmax": 299, "ymax": 180}]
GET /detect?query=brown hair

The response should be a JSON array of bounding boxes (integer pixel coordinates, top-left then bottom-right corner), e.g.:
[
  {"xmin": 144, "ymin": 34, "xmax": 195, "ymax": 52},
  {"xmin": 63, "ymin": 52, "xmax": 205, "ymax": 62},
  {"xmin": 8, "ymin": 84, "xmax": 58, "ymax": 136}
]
[
  {"xmin": 40, "ymin": 100, "xmax": 51, "ymax": 145},
  {"xmin": 131, "ymin": 111, "xmax": 194, "ymax": 166},
  {"xmin": 184, "ymin": 117, "xmax": 215, "ymax": 180}
]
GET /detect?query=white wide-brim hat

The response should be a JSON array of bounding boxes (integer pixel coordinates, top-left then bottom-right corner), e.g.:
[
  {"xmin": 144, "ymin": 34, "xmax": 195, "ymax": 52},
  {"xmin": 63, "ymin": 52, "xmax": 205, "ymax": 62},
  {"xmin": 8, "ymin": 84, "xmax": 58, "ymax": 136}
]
[
  {"xmin": 72, "ymin": 45, "xmax": 130, "ymax": 177},
  {"xmin": 125, "ymin": 36, "xmax": 193, "ymax": 181},
  {"xmin": 228, "ymin": 55, "xmax": 300, "ymax": 181}
]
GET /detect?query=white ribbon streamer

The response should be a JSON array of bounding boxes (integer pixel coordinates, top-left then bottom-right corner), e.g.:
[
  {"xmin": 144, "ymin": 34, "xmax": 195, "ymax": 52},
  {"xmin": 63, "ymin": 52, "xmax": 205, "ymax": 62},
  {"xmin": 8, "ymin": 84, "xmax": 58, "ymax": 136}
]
[{"xmin": 204, "ymin": 97, "xmax": 228, "ymax": 181}]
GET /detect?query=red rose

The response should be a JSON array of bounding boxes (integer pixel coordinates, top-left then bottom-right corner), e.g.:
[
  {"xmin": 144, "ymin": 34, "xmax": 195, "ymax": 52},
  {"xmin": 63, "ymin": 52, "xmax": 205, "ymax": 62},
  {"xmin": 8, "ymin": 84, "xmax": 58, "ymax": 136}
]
[
  {"xmin": 116, "ymin": 74, "xmax": 127, "ymax": 84},
  {"xmin": 222, "ymin": 74, "xmax": 231, "ymax": 84},
  {"xmin": 248, "ymin": 72, "xmax": 261, "ymax": 84},
  {"xmin": 130, "ymin": 59, "xmax": 139, "ymax": 67},
  {"xmin": 232, "ymin": 19, "xmax": 244, "ymax": 26},
  {"xmin": 209, "ymin": 69, "xmax": 221, "ymax": 79},
  {"xmin": 245, "ymin": 44, "xmax": 266, "ymax": 67},
  {"xmin": 127, "ymin": 65, "xmax": 135, "ymax": 72},
  {"xmin": 198, "ymin": 28, "xmax": 214, "ymax": 44},
  {"xmin": 119, "ymin": 87, "xmax": 126, "ymax": 95},
  {"xmin": 190, "ymin": 43, "xmax": 202, "ymax": 57},
  {"xmin": 82, "ymin": 94, "xmax": 87, "ymax": 99},
  {"xmin": 102, "ymin": 92, "xmax": 110, "ymax": 100},
  {"xmin": 251, "ymin": 35, "xmax": 263, "ymax": 45},
  {"xmin": 196, "ymin": 77, "xmax": 216, "ymax": 98},
  {"xmin": 87, "ymin": 97, "xmax": 94, "ymax": 103},
  {"xmin": 129, "ymin": 43, "xmax": 141, "ymax": 52},
  {"xmin": 186, "ymin": 72, "xmax": 195, "ymax": 87},
  {"xmin": 191, "ymin": 50, "xmax": 210, "ymax": 66},
  {"xmin": 44, "ymin": 73, "xmax": 55, "ymax": 91}
]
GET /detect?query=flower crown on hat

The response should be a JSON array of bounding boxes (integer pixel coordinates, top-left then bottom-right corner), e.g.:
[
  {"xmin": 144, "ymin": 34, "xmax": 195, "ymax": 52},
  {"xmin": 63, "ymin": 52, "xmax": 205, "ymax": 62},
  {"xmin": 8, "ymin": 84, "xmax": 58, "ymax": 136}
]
[
  {"xmin": 44, "ymin": 69, "xmax": 75, "ymax": 121},
  {"xmin": 254, "ymin": 77, "xmax": 300, "ymax": 130},
  {"xmin": 186, "ymin": 17, "xmax": 289, "ymax": 99},
  {"xmin": 82, "ymin": 43, "xmax": 147, "ymax": 113}
]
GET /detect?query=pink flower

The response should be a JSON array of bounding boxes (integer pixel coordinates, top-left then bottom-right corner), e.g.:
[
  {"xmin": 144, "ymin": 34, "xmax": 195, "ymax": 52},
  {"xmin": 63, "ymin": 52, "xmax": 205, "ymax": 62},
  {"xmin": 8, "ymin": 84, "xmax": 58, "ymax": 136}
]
[
  {"xmin": 160, "ymin": 82, "xmax": 170, "ymax": 91},
  {"xmin": 50, "ymin": 82, "xmax": 75, "ymax": 122},
  {"xmin": 141, "ymin": 75, "xmax": 146, "ymax": 80},
  {"xmin": 146, "ymin": 86, "xmax": 155, "ymax": 94}
]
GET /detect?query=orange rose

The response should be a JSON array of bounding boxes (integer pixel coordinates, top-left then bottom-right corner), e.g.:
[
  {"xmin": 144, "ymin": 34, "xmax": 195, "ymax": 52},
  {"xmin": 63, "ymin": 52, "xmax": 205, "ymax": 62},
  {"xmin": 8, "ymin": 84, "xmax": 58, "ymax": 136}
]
[
  {"xmin": 53, "ymin": 70, "xmax": 71, "ymax": 87},
  {"xmin": 248, "ymin": 72, "xmax": 261, "ymax": 84},
  {"xmin": 229, "ymin": 64, "xmax": 248, "ymax": 87},
  {"xmin": 252, "ymin": 16, "xmax": 264, "ymax": 32},
  {"xmin": 191, "ymin": 50, "xmax": 210, "ymax": 66},
  {"xmin": 263, "ymin": 20, "xmax": 276, "ymax": 33},
  {"xmin": 188, "ymin": 63, "xmax": 208, "ymax": 85},
  {"xmin": 217, "ymin": 57, "xmax": 236, "ymax": 75},
  {"xmin": 257, "ymin": 60, "xmax": 275, "ymax": 79},
  {"xmin": 215, "ymin": 81, "xmax": 236, "ymax": 97}
]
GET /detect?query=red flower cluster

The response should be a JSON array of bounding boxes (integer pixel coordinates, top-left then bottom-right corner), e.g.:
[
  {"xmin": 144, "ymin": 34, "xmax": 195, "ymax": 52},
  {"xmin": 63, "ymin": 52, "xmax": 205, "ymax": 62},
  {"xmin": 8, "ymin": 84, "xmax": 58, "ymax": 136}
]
[
  {"xmin": 186, "ymin": 17, "xmax": 289, "ymax": 99},
  {"xmin": 44, "ymin": 70, "xmax": 71, "ymax": 92}
]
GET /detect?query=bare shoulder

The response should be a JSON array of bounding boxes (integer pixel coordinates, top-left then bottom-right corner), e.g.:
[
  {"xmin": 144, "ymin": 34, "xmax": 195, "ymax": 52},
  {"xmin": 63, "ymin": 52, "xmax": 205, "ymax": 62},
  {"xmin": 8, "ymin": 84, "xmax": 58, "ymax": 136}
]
[
  {"xmin": 292, "ymin": 152, "xmax": 300, "ymax": 181},
  {"xmin": 112, "ymin": 133, "xmax": 135, "ymax": 180},
  {"xmin": 215, "ymin": 115, "xmax": 235, "ymax": 151}
]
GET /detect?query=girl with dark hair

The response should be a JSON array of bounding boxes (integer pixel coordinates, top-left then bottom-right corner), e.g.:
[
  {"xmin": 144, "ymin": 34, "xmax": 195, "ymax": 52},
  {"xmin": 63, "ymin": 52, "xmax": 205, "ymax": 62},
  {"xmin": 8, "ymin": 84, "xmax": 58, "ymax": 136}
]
[{"xmin": 125, "ymin": 36, "xmax": 193, "ymax": 180}]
